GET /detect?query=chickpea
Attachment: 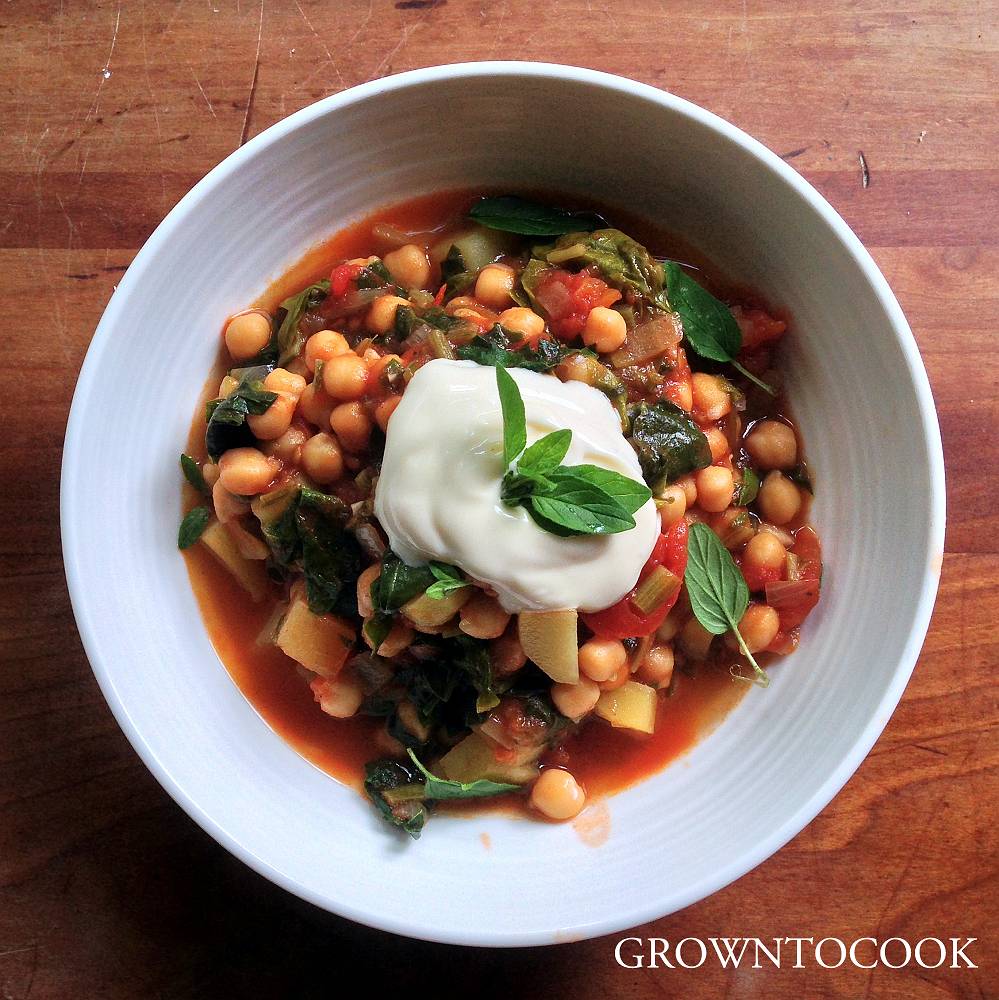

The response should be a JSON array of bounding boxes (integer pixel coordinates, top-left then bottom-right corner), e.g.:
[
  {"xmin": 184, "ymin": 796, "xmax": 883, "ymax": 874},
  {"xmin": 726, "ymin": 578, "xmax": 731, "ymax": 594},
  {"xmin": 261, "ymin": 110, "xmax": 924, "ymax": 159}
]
[
  {"xmin": 531, "ymin": 768, "xmax": 586, "ymax": 821},
  {"xmin": 261, "ymin": 424, "xmax": 307, "ymax": 464},
  {"xmin": 578, "ymin": 637, "xmax": 627, "ymax": 683},
  {"xmin": 757, "ymin": 471, "xmax": 802, "ymax": 525},
  {"xmin": 694, "ymin": 465, "xmax": 735, "ymax": 513},
  {"xmin": 217, "ymin": 447, "xmax": 277, "ymax": 496},
  {"xmin": 322, "ymin": 353, "xmax": 369, "ymax": 401},
  {"xmin": 703, "ymin": 426, "xmax": 730, "ymax": 463},
  {"xmin": 458, "ymin": 592, "xmax": 510, "ymax": 639},
  {"xmin": 728, "ymin": 603, "xmax": 780, "ymax": 653},
  {"xmin": 383, "ymin": 244, "xmax": 431, "ymax": 290},
  {"xmin": 375, "ymin": 619, "xmax": 414, "ymax": 658},
  {"xmin": 673, "ymin": 377, "xmax": 694, "ymax": 412},
  {"xmin": 298, "ymin": 381, "xmax": 334, "ymax": 427},
  {"xmin": 636, "ymin": 644, "xmax": 674, "ymax": 689},
  {"xmin": 498, "ymin": 307, "xmax": 546, "ymax": 345},
  {"xmin": 582, "ymin": 306, "xmax": 628, "ymax": 354},
  {"xmin": 247, "ymin": 394, "xmax": 296, "ymax": 441},
  {"xmin": 211, "ymin": 477, "xmax": 247, "ymax": 524},
  {"xmin": 312, "ymin": 675, "xmax": 364, "ymax": 719},
  {"xmin": 490, "ymin": 629, "xmax": 527, "ymax": 677},
  {"xmin": 474, "ymin": 263, "xmax": 516, "ymax": 310},
  {"xmin": 658, "ymin": 484, "xmax": 687, "ymax": 529},
  {"xmin": 356, "ymin": 564, "xmax": 380, "ymax": 619},
  {"xmin": 742, "ymin": 530, "xmax": 787, "ymax": 579},
  {"xmin": 551, "ymin": 677, "xmax": 601, "ymax": 721},
  {"xmin": 375, "ymin": 395, "xmax": 402, "ymax": 433},
  {"xmin": 366, "ymin": 294, "xmax": 410, "ymax": 336},
  {"xmin": 676, "ymin": 474, "xmax": 698, "ymax": 506},
  {"xmin": 301, "ymin": 432, "xmax": 344, "ymax": 484},
  {"xmin": 305, "ymin": 330, "xmax": 351, "ymax": 372},
  {"xmin": 367, "ymin": 352, "xmax": 403, "ymax": 387},
  {"xmin": 656, "ymin": 609, "xmax": 685, "ymax": 643},
  {"xmin": 745, "ymin": 420, "xmax": 797, "ymax": 470},
  {"xmin": 218, "ymin": 374, "xmax": 238, "ymax": 399},
  {"xmin": 691, "ymin": 372, "xmax": 733, "ymax": 422},
  {"xmin": 201, "ymin": 462, "xmax": 220, "ymax": 488},
  {"xmin": 224, "ymin": 311, "xmax": 271, "ymax": 361},
  {"xmin": 677, "ymin": 616, "xmax": 715, "ymax": 660},
  {"xmin": 265, "ymin": 368, "xmax": 307, "ymax": 399},
  {"xmin": 329, "ymin": 401, "xmax": 373, "ymax": 453}
]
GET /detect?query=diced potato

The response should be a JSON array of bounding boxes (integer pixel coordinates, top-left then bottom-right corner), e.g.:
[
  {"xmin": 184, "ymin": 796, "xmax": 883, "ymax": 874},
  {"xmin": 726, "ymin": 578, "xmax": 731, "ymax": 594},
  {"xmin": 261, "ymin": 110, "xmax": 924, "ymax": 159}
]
[
  {"xmin": 439, "ymin": 732, "xmax": 538, "ymax": 786},
  {"xmin": 199, "ymin": 519, "xmax": 270, "ymax": 602},
  {"xmin": 251, "ymin": 484, "xmax": 298, "ymax": 528},
  {"xmin": 275, "ymin": 596, "xmax": 355, "ymax": 678},
  {"xmin": 518, "ymin": 610, "xmax": 579, "ymax": 684},
  {"xmin": 401, "ymin": 587, "xmax": 471, "ymax": 630},
  {"xmin": 595, "ymin": 680, "xmax": 658, "ymax": 734}
]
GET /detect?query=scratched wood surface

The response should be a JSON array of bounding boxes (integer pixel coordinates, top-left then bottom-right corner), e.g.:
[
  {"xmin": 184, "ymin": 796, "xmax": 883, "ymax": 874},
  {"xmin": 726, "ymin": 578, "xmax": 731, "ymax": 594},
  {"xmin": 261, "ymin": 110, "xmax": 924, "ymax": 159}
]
[{"xmin": 1, "ymin": 1, "xmax": 997, "ymax": 997}]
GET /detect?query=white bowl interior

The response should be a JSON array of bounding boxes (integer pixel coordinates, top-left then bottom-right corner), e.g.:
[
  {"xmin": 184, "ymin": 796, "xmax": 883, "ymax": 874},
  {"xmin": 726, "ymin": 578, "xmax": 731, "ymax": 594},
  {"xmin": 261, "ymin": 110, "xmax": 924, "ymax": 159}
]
[{"xmin": 62, "ymin": 64, "xmax": 944, "ymax": 946}]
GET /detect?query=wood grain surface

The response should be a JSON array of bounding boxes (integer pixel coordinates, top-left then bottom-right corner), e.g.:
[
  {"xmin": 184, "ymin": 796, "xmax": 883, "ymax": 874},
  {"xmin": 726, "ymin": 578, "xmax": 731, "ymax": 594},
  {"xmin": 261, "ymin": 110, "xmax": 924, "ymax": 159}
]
[{"xmin": 1, "ymin": 1, "xmax": 996, "ymax": 997}]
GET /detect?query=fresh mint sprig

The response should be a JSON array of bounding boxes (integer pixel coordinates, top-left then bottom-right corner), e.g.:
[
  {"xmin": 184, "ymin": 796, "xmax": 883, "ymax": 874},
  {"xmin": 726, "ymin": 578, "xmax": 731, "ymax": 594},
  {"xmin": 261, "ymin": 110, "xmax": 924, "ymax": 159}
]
[{"xmin": 494, "ymin": 367, "xmax": 651, "ymax": 537}]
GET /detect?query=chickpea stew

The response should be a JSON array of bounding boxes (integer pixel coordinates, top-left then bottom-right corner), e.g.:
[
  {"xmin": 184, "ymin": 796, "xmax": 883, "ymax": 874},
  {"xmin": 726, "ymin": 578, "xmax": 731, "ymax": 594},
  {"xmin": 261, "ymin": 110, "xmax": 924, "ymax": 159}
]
[{"xmin": 179, "ymin": 192, "xmax": 823, "ymax": 838}]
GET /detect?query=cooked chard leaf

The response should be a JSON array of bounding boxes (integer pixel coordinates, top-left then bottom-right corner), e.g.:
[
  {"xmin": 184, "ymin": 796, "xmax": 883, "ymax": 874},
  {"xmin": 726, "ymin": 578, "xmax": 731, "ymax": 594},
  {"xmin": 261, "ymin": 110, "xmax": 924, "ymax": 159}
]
[
  {"xmin": 407, "ymin": 749, "xmax": 518, "ymax": 800},
  {"xmin": 364, "ymin": 758, "xmax": 427, "ymax": 838},
  {"xmin": 685, "ymin": 523, "xmax": 769, "ymax": 687},
  {"xmin": 177, "ymin": 507, "xmax": 210, "ymax": 549},
  {"xmin": 469, "ymin": 196, "xmax": 603, "ymax": 236},
  {"xmin": 537, "ymin": 228, "xmax": 667, "ymax": 308},
  {"xmin": 180, "ymin": 454, "xmax": 210, "ymax": 495},
  {"xmin": 373, "ymin": 552, "xmax": 435, "ymax": 612},
  {"xmin": 455, "ymin": 324, "xmax": 567, "ymax": 371},
  {"xmin": 296, "ymin": 488, "xmax": 361, "ymax": 615},
  {"xmin": 628, "ymin": 400, "xmax": 712, "ymax": 486},
  {"xmin": 440, "ymin": 244, "xmax": 476, "ymax": 299},
  {"xmin": 204, "ymin": 367, "xmax": 279, "ymax": 461},
  {"xmin": 663, "ymin": 262, "xmax": 775, "ymax": 395},
  {"xmin": 738, "ymin": 467, "xmax": 760, "ymax": 505},
  {"xmin": 275, "ymin": 279, "xmax": 330, "ymax": 367},
  {"xmin": 363, "ymin": 613, "xmax": 393, "ymax": 653}
]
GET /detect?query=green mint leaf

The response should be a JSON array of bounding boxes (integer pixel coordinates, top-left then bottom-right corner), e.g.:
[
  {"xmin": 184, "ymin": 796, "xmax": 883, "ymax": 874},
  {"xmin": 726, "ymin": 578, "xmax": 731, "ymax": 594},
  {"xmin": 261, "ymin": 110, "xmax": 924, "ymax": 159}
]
[
  {"xmin": 663, "ymin": 261, "xmax": 741, "ymax": 363},
  {"xmin": 685, "ymin": 523, "xmax": 769, "ymax": 688},
  {"xmin": 178, "ymin": 507, "xmax": 210, "ymax": 549},
  {"xmin": 551, "ymin": 465, "xmax": 651, "ymax": 515},
  {"xmin": 528, "ymin": 480, "xmax": 637, "ymax": 536},
  {"xmin": 407, "ymin": 749, "xmax": 519, "ymax": 801},
  {"xmin": 517, "ymin": 429, "xmax": 572, "ymax": 478},
  {"xmin": 628, "ymin": 400, "xmax": 712, "ymax": 487},
  {"xmin": 495, "ymin": 365, "xmax": 527, "ymax": 467},
  {"xmin": 425, "ymin": 562, "xmax": 468, "ymax": 600},
  {"xmin": 180, "ymin": 453, "xmax": 210, "ymax": 496},
  {"xmin": 469, "ymin": 196, "xmax": 603, "ymax": 236}
]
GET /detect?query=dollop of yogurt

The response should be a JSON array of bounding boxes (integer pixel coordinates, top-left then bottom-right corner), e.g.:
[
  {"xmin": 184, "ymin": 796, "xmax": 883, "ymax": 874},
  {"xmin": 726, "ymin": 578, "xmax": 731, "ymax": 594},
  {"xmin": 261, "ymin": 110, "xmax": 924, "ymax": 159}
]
[{"xmin": 373, "ymin": 359, "xmax": 659, "ymax": 613}]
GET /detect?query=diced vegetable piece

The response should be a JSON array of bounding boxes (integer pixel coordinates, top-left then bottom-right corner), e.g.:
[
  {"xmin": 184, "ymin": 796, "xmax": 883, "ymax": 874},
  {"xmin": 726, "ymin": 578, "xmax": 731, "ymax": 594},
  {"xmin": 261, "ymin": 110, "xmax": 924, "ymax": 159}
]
[
  {"xmin": 629, "ymin": 565, "xmax": 681, "ymax": 616},
  {"xmin": 401, "ymin": 587, "xmax": 471, "ymax": 629},
  {"xmin": 430, "ymin": 226, "xmax": 516, "ymax": 274},
  {"xmin": 199, "ymin": 519, "xmax": 270, "ymax": 602},
  {"xmin": 438, "ymin": 732, "xmax": 539, "ymax": 786},
  {"xmin": 251, "ymin": 484, "xmax": 298, "ymax": 528},
  {"xmin": 275, "ymin": 595, "xmax": 355, "ymax": 677},
  {"xmin": 594, "ymin": 680, "xmax": 657, "ymax": 734},
  {"xmin": 609, "ymin": 313, "xmax": 682, "ymax": 369},
  {"xmin": 518, "ymin": 609, "xmax": 579, "ymax": 684}
]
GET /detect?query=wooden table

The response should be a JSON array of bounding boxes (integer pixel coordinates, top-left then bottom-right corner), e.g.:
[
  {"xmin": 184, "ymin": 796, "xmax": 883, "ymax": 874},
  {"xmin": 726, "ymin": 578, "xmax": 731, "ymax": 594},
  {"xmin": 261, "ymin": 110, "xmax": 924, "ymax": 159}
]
[{"xmin": 2, "ymin": 2, "xmax": 996, "ymax": 996}]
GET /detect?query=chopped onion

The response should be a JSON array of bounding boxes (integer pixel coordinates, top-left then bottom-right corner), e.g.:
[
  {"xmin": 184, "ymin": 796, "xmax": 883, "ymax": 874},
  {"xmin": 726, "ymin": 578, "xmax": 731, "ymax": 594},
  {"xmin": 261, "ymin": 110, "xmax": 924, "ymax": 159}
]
[
  {"xmin": 764, "ymin": 579, "xmax": 819, "ymax": 610},
  {"xmin": 610, "ymin": 313, "xmax": 682, "ymax": 369}
]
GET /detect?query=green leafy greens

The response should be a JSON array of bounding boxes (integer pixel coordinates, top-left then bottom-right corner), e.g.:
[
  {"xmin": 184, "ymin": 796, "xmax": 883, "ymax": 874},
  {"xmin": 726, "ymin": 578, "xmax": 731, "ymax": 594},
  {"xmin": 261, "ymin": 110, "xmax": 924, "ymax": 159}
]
[
  {"xmin": 495, "ymin": 367, "xmax": 651, "ymax": 536},
  {"xmin": 275, "ymin": 279, "xmax": 330, "ymax": 366},
  {"xmin": 177, "ymin": 506, "xmax": 210, "ymax": 549},
  {"xmin": 662, "ymin": 262, "xmax": 775, "ymax": 395},
  {"xmin": 469, "ymin": 196, "xmax": 603, "ymax": 236},
  {"xmin": 627, "ymin": 400, "xmax": 712, "ymax": 487},
  {"xmin": 455, "ymin": 324, "xmax": 567, "ymax": 371},
  {"xmin": 684, "ymin": 522, "xmax": 770, "ymax": 687},
  {"xmin": 204, "ymin": 365, "xmax": 278, "ymax": 461},
  {"xmin": 180, "ymin": 454, "xmax": 210, "ymax": 495}
]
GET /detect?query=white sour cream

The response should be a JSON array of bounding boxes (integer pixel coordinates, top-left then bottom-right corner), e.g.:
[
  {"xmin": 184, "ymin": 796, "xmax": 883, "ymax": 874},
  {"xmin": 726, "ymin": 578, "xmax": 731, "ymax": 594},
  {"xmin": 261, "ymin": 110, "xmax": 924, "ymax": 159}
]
[{"xmin": 373, "ymin": 359, "xmax": 659, "ymax": 613}]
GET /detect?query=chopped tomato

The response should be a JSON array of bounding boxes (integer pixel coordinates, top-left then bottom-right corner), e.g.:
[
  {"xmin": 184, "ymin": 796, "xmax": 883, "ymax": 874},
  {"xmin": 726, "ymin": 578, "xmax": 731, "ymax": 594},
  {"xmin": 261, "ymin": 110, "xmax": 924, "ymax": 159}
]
[
  {"xmin": 582, "ymin": 520, "xmax": 688, "ymax": 639},
  {"xmin": 534, "ymin": 268, "xmax": 622, "ymax": 340},
  {"xmin": 740, "ymin": 559, "xmax": 782, "ymax": 594},
  {"xmin": 769, "ymin": 526, "xmax": 821, "ymax": 632},
  {"xmin": 331, "ymin": 261, "xmax": 365, "ymax": 298},
  {"xmin": 733, "ymin": 306, "xmax": 787, "ymax": 351},
  {"xmin": 433, "ymin": 283, "xmax": 447, "ymax": 306}
]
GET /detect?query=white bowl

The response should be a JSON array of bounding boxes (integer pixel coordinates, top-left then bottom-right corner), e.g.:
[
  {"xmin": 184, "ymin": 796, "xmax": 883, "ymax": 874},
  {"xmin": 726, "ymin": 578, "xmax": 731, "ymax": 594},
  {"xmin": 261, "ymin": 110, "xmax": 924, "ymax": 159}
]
[{"xmin": 62, "ymin": 63, "xmax": 945, "ymax": 946}]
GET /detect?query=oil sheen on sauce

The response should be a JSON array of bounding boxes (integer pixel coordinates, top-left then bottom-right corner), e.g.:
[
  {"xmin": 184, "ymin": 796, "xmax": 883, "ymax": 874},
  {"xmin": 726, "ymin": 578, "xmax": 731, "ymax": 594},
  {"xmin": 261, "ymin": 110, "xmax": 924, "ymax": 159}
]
[{"xmin": 184, "ymin": 189, "xmax": 750, "ymax": 806}]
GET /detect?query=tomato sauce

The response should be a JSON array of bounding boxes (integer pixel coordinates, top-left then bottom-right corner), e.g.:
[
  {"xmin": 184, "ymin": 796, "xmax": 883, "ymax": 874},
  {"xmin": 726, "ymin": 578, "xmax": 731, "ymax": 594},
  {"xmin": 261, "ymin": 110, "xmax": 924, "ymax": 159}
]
[{"xmin": 182, "ymin": 189, "xmax": 801, "ymax": 810}]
